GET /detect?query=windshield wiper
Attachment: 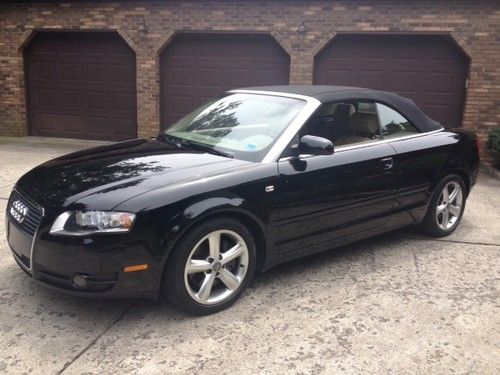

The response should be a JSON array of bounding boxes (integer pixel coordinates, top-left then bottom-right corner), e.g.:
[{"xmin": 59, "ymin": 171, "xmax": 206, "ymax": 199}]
[
  {"xmin": 180, "ymin": 139, "xmax": 234, "ymax": 158},
  {"xmin": 156, "ymin": 133, "xmax": 182, "ymax": 149},
  {"xmin": 158, "ymin": 133, "xmax": 233, "ymax": 158}
]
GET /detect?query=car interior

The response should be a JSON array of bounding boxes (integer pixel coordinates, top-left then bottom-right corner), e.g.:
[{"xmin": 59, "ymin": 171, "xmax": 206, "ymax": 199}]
[{"xmin": 300, "ymin": 101, "xmax": 382, "ymax": 147}]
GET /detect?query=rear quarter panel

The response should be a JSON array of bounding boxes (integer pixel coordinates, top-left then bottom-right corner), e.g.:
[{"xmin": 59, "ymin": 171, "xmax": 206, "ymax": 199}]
[{"xmin": 389, "ymin": 129, "xmax": 479, "ymax": 218}]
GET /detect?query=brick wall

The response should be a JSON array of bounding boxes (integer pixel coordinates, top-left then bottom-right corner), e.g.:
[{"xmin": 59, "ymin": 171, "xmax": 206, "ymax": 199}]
[{"xmin": 0, "ymin": 0, "xmax": 498, "ymax": 159}]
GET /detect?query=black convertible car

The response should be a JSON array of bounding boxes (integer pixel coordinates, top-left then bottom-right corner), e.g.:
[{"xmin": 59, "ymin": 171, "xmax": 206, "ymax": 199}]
[{"xmin": 6, "ymin": 86, "xmax": 479, "ymax": 314}]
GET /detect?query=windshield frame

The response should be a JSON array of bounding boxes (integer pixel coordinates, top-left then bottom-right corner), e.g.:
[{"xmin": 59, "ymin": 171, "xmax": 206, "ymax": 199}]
[{"xmin": 162, "ymin": 91, "xmax": 321, "ymax": 163}]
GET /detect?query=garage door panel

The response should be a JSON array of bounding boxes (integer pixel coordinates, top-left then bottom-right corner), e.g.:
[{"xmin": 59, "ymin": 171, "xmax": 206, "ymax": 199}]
[
  {"xmin": 160, "ymin": 33, "xmax": 290, "ymax": 129},
  {"xmin": 111, "ymin": 64, "xmax": 135, "ymax": 83},
  {"xmin": 170, "ymin": 66, "xmax": 193, "ymax": 86},
  {"xmin": 26, "ymin": 32, "xmax": 137, "ymax": 140},
  {"xmin": 422, "ymin": 93, "xmax": 457, "ymax": 104},
  {"xmin": 86, "ymin": 91, "xmax": 107, "ymax": 110},
  {"xmin": 197, "ymin": 42, "xmax": 220, "ymax": 57},
  {"xmin": 169, "ymin": 96, "xmax": 196, "ymax": 117},
  {"xmin": 390, "ymin": 72, "xmax": 419, "ymax": 91},
  {"xmin": 34, "ymin": 63, "xmax": 55, "ymax": 80},
  {"xmin": 109, "ymin": 119, "xmax": 137, "ymax": 141},
  {"xmin": 35, "ymin": 89, "xmax": 57, "ymax": 108},
  {"xmin": 60, "ymin": 63, "xmax": 80, "ymax": 81},
  {"xmin": 390, "ymin": 70, "xmax": 419, "ymax": 80},
  {"xmin": 84, "ymin": 63, "xmax": 107, "ymax": 82},
  {"xmin": 112, "ymin": 92, "xmax": 136, "ymax": 111},
  {"xmin": 83, "ymin": 38, "xmax": 106, "ymax": 55},
  {"xmin": 357, "ymin": 57, "xmax": 386, "ymax": 66},
  {"xmin": 391, "ymin": 58, "xmax": 420, "ymax": 68},
  {"xmin": 325, "ymin": 71, "xmax": 351, "ymax": 85},
  {"xmin": 254, "ymin": 68, "xmax": 282, "ymax": 83},
  {"xmin": 358, "ymin": 71, "xmax": 384, "ymax": 87},
  {"xmin": 58, "ymin": 90, "xmax": 81, "ymax": 109},
  {"xmin": 36, "ymin": 113, "xmax": 82, "ymax": 134},
  {"xmin": 228, "ymin": 68, "xmax": 250, "ymax": 84},
  {"xmin": 198, "ymin": 68, "xmax": 222, "ymax": 87},
  {"xmin": 314, "ymin": 34, "xmax": 468, "ymax": 127},
  {"xmin": 423, "ymin": 104, "xmax": 450, "ymax": 122},
  {"xmin": 426, "ymin": 74, "xmax": 457, "ymax": 93},
  {"xmin": 85, "ymin": 116, "xmax": 109, "ymax": 138}
]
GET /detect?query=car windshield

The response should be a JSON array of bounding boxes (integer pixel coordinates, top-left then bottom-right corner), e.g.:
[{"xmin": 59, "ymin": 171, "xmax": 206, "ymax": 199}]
[{"xmin": 163, "ymin": 93, "xmax": 306, "ymax": 162}]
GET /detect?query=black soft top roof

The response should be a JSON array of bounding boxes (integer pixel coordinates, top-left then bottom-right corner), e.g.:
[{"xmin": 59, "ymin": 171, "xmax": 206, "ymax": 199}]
[{"xmin": 234, "ymin": 85, "xmax": 442, "ymax": 132}]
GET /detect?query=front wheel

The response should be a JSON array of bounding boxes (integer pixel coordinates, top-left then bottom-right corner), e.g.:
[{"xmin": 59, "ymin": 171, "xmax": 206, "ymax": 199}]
[
  {"xmin": 163, "ymin": 218, "xmax": 256, "ymax": 315},
  {"xmin": 419, "ymin": 174, "xmax": 466, "ymax": 237}
]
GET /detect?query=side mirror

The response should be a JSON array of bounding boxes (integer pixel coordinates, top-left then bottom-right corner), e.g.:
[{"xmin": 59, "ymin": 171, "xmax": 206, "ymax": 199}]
[{"xmin": 297, "ymin": 135, "xmax": 334, "ymax": 156}]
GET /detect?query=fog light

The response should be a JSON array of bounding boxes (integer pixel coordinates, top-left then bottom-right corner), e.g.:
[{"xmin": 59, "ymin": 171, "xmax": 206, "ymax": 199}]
[{"xmin": 72, "ymin": 274, "xmax": 91, "ymax": 289}]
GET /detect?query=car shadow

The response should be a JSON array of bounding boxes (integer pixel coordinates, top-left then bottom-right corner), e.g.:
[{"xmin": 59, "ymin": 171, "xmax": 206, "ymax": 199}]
[
  {"xmin": 136, "ymin": 227, "xmax": 418, "ymax": 320},
  {"xmin": 253, "ymin": 227, "xmax": 413, "ymax": 285}
]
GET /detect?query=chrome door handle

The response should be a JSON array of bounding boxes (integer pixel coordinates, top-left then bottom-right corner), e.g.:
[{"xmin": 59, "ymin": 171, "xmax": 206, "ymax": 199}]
[{"xmin": 381, "ymin": 157, "xmax": 394, "ymax": 170}]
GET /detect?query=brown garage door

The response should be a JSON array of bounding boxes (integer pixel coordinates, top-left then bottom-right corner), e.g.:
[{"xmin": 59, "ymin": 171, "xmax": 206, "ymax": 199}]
[
  {"xmin": 25, "ymin": 32, "xmax": 137, "ymax": 140},
  {"xmin": 160, "ymin": 33, "xmax": 290, "ymax": 129},
  {"xmin": 314, "ymin": 34, "xmax": 469, "ymax": 127}
]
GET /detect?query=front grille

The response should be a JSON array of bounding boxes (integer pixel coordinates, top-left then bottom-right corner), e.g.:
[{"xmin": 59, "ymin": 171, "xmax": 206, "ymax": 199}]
[{"xmin": 8, "ymin": 189, "xmax": 44, "ymax": 237}]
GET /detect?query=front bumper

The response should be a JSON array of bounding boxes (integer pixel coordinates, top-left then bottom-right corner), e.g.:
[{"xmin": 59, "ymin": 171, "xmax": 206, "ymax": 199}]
[{"xmin": 6, "ymin": 212, "xmax": 162, "ymax": 300}]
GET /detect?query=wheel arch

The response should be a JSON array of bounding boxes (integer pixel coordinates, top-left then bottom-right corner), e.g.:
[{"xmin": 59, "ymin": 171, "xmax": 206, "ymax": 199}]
[
  {"xmin": 432, "ymin": 144, "xmax": 472, "ymax": 198},
  {"xmin": 160, "ymin": 206, "xmax": 270, "ymax": 278},
  {"xmin": 449, "ymin": 168, "xmax": 470, "ymax": 196}
]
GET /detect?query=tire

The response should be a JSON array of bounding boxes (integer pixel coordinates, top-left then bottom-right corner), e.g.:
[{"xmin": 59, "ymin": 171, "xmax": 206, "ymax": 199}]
[
  {"xmin": 163, "ymin": 217, "xmax": 257, "ymax": 315},
  {"xmin": 419, "ymin": 174, "xmax": 466, "ymax": 237}
]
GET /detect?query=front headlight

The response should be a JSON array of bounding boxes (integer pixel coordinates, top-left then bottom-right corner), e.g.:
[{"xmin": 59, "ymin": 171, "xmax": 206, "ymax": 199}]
[{"xmin": 50, "ymin": 210, "xmax": 136, "ymax": 236}]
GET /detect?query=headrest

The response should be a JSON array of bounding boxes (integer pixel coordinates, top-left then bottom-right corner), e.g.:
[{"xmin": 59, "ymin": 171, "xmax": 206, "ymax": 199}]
[
  {"xmin": 349, "ymin": 112, "xmax": 379, "ymax": 135},
  {"xmin": 333, "ymin": 103, "xmax": 353, "ymax": 119}
]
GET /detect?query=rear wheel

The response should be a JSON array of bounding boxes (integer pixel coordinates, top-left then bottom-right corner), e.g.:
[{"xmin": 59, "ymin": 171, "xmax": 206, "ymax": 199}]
[
  {"xmin": 419, "ymin": 174, "xmax": 466, "ymax": 237},
  {"xmin": 163, "ymin": 218, "xmax": 256, "ymax": 315}
]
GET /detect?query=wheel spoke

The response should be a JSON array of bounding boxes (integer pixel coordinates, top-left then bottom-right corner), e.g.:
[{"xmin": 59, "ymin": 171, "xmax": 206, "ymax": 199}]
[
  {"xmin": 218, "ymin": 269, "xmax": 240, "ymax": 291},
  {"xmin": 221, "ymin": 243, "xmax": 244, "ymax": 264},
  {"xmin": 208, "ymin": 232, "xmax": 221, "ymax": 259},
  {"xmin": 442, "ymin": 188, "xmax": 449, "ymax": 202},
  {"xmin": 442, "ymin": 210, "xmax": 449, "ymax": 226},
  {"xmin": 436, "ymin": 204, "xmax": 447, "ymax": 214},
  {"xmin": 449, "ymin": 204, "xmax": 461, "ymax": 217},
  {"xmin": 186, "ymin": 259, "xmax": 212, "ymax": 274},
  {"xmin": 448, "ymin": 187, "xmax": 459, "ymax": 203},
  {"xmin": 197, "ymin": 272, "xmax": 216, "ymax": 302}
]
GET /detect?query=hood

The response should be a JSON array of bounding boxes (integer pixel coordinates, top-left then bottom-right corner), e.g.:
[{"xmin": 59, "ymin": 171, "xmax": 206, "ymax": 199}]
[{"xmin": 16, "ymin": 138, "xmax": 251, "ymax": 212}]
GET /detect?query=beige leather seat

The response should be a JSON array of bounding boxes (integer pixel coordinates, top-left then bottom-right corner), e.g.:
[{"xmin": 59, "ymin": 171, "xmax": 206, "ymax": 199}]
[{"xmin": 335, "ymin": 112, "xmax": 379, "ymax": 146}]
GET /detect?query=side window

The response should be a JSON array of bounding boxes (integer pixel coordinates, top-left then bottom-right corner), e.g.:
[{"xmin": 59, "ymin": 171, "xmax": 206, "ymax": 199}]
[
  {"xmin": 376, "ymin": 103, "xmax": 419, "ymax": 138},
  {"xmin": 299, "ymin": 100, "xmax": 381, "ymax": 148}
]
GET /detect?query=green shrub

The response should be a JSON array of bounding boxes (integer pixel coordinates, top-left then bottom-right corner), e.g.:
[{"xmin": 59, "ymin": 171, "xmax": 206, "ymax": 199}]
[{"xmin": 487, "ymin": 128, "xmax": 500, "ymax": 169}]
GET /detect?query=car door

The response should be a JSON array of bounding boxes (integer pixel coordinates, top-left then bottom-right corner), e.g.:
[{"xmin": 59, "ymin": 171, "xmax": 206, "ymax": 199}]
[
  {"xmin": 375, "ymin": 103, "xmax": 443, "ymax": 215},
  {"xmin": 271, "ymin": 100, "xmax": 398, "ymax": 257}
]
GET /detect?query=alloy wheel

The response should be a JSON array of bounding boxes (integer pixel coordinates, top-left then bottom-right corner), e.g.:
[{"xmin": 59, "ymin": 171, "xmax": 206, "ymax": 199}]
[
  {"xmin": 435, "ymin": 181, "xmax": 463, "ymax": 231},
  {"xmin": 184, "ymin": 229, "xmax": 249, "ymax": 305}
]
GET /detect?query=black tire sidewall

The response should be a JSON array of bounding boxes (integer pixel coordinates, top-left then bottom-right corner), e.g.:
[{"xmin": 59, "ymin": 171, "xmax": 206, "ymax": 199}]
[
  {"xmin": 421, "ymin": 174, "xmax": 466, "ymax": 237},
  {"xmin": 163, "ymin": 217, "xmax": 257, "ymax": 315}
]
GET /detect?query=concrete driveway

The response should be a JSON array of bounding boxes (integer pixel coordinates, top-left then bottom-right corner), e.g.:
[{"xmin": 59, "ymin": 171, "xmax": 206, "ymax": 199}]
[{"xmin": 0, "ymin": 137, "xmax": 499, "ymax": 374}]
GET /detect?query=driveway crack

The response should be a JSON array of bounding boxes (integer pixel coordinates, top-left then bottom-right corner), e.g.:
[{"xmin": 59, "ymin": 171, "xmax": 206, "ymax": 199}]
[
  {"xmin": 409, "ymin": 235, "xmax": 500, "ymax": 248},
  {"xmin": 56, "ymin": 301, "xmax": 136, "ymax": 374}
]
